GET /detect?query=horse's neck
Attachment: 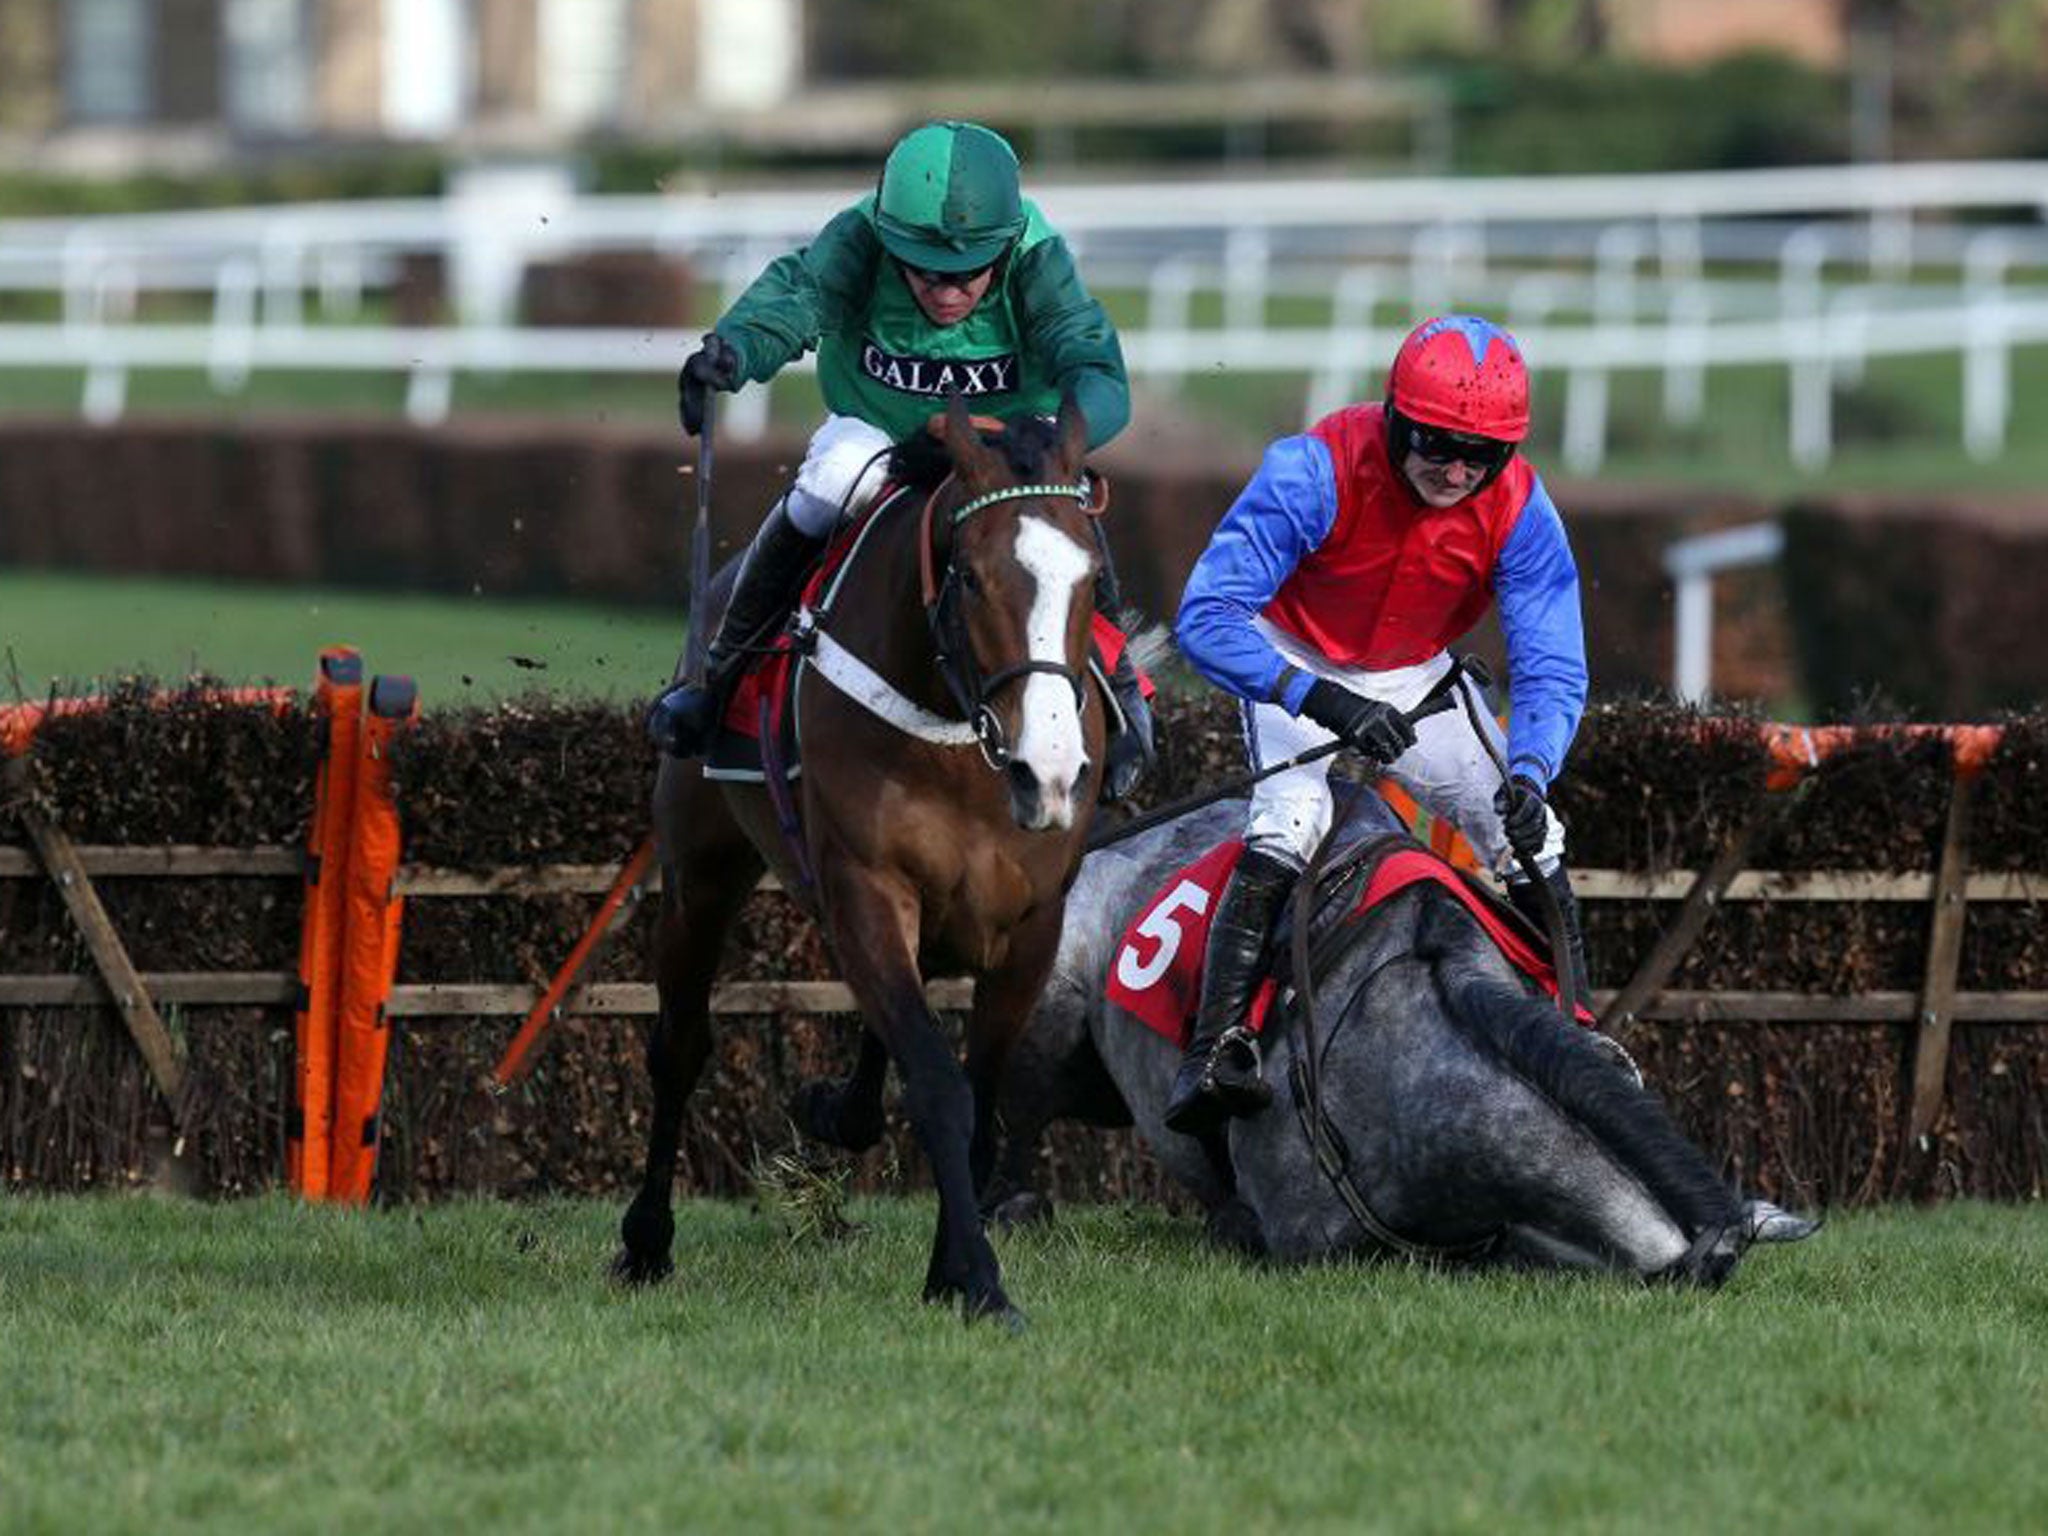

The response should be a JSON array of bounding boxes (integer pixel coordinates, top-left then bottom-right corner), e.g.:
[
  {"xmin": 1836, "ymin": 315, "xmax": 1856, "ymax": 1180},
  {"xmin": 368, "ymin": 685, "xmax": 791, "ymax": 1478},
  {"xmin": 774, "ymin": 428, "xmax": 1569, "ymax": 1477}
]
[{"xmin": 824, "ymin": 489, "xmax": 956, "ymax": 716}]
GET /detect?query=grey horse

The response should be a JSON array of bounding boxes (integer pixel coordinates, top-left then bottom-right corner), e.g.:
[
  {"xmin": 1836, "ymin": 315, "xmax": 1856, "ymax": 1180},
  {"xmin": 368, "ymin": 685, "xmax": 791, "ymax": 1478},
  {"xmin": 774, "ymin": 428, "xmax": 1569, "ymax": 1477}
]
[{"xmin": 988, "ymin": 791, "xmax": 1817, "ymax": 1283}]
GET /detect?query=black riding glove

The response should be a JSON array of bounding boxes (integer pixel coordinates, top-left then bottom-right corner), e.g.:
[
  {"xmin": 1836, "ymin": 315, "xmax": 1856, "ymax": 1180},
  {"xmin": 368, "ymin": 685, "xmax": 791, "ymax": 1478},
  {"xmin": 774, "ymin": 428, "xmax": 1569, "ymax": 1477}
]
[
  {"xmin": 1301, "ymin": 680, "xmax": 1417, "ymax": 766},
  {"xmin": 1494, "ymin": 773, "xmax": 1549, "ymax": 862},
  {"xmin": 677, "ymin": 333, "xmax": 742, "ymax": 437}
]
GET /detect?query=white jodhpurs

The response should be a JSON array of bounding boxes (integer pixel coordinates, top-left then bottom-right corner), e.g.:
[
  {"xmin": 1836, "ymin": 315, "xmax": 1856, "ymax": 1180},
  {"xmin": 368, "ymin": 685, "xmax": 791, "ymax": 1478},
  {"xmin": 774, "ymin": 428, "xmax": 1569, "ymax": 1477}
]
[
  {"xmin": 1241, "ymin": 622, "xmax": 1566, "ymax": 878},
  {"xmin": 784, "ymin": 415, "xmax": 895, "ymax": 537}
]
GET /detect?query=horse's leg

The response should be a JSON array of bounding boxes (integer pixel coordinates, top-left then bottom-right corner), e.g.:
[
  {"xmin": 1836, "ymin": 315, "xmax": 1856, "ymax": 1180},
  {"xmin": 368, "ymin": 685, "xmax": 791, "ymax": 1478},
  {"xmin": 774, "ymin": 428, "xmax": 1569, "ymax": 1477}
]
[
  {"xmin": 965, "ymin": 901, "xmax": 1066, "ymax": 1202},
  {"xmin": 614, "ymin": 772, "xmax": 763, "ymax": 1285},
  {"xmin": 822, "ymin": 860, "xmax": 1018, "ymax": 1326},
  {"xmin": 791, "ymin": 1027, "xmax": 890, "ymax": 1152}
]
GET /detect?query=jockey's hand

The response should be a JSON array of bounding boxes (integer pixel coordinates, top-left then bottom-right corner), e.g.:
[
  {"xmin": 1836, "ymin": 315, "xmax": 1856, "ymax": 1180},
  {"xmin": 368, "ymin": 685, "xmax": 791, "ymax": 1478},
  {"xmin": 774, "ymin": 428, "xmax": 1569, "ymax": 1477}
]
[
  {"xmin": 678, "ymin": 334, "xmax": 742, "ymax": 437},
  {"xmin": 1494, "ymin": 773, "xmax": 1549, "ymax": 862},
  {"xmin": 1302, "ymin": 681, "xmax": 1417, "ymax": 766}
]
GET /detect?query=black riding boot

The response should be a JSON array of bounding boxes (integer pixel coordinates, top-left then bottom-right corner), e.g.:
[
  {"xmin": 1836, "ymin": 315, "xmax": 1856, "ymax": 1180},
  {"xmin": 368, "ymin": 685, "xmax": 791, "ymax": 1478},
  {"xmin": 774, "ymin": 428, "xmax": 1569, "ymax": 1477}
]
[
  {"xmin": 647, "ymin": 500, "xmax": 826, "ymax": 759},
  {"xmin": 1508, "ymin": 862, "xmax": 1592, "ymax": 1001},
  {"xmin": 1088, "ymin": 521, "xmax": 1156, "ymax": 804},
  {"xmin": 1163, "ymin": 847, "xmax": 1299, "ymax": 1136},
  {"xmin": 1101, "ymin": 645, "xmax": 1156, "ymax": 805}
]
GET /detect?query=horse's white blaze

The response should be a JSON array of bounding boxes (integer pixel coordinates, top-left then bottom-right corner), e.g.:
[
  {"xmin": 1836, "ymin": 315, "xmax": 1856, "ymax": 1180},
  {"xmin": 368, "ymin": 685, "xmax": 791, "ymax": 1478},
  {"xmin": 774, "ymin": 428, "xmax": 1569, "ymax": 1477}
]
[{"xmin": 1010, "ymin": 515, "xmax": 1092, "ymax": 824}]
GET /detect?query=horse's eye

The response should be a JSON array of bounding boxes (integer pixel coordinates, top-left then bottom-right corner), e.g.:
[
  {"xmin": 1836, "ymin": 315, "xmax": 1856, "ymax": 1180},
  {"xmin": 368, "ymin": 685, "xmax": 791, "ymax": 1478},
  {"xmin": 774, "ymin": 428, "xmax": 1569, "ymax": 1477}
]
[{"xmin": 960, "ymin": 566, "xmax": 981, "ymax": 594}]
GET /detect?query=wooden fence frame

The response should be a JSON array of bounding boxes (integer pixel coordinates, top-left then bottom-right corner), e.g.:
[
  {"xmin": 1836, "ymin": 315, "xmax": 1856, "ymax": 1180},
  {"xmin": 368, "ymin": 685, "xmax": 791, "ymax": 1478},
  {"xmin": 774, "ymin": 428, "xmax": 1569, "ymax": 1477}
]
[{"xmin": 5, "ymin": 839, "xmax": 2047, "ymax": 1141}]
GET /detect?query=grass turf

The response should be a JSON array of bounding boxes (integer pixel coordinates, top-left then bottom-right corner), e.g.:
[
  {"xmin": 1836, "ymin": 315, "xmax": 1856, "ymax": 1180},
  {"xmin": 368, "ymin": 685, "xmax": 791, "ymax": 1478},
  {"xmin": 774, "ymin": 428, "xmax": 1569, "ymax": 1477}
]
[
  {"xmin": 2, "ymin": 1196, "xmax": 2044, "ymax": 1533},
  {"xmin": 0, "ymin": 569, "xmax": 684, "ymax": 705}
]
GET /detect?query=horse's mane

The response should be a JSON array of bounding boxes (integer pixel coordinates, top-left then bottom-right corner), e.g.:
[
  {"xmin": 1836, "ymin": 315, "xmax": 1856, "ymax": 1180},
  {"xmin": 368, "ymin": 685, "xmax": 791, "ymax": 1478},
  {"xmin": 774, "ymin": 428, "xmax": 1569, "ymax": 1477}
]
[
  {"xmin": 888, "ymin": 414, "xmax": 1065, "ymax": 490},
  {"xmin": 1411, "ymin": 889, "xmax": 1739, "ymax": 1239}
]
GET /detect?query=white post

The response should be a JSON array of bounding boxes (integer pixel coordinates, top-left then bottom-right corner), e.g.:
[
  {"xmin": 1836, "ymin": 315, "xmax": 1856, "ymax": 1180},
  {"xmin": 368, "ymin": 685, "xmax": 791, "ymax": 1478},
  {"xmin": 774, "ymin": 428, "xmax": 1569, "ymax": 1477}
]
[
  {"xmin": 1593, "ymin": 223, "xmax": 1646, "ymax": 328},
  {"xmin": 1409, "ymin": 220, "xmax": 1481, "ymax": 318},
  {"xmin": 1673, "ymin": 571, "xmax": 1712, "ymax": 704},
  {"xmin": 1662, "ymin": 282, "xmax": 1708, "ymax": 425},
  {"xmin": 1305, "ymin": 265, "xmax": 1380, "ymax": 423},
  {"xmin": 1563, "ymin": 365, "xmax": 1609, "ymax": 475},
  {"xmin": 1223, "ymin": 227, "xmax": 1270, "ymax": 333},
  {"xmin": 1963, "ymin": 298, "xmax": 2009, "ymax": 462},
  {"xmin": 1663, "ymin": 522, "xmax": 1786, "ymax": 704},
  {"xmin": 1143, "ymin": 256, "xmax": 1197, "ymax": 390},
  {"xmin": 1963, "ymin": 231, "xmax": 2015, "ymax": 462},
  {"xmin": 1779, "ymin": 226, "xmax": 1832, "ymax": 470},
  {"xmin": 209, "ymin": 257, "xmax": 258, "ymax": 392}
]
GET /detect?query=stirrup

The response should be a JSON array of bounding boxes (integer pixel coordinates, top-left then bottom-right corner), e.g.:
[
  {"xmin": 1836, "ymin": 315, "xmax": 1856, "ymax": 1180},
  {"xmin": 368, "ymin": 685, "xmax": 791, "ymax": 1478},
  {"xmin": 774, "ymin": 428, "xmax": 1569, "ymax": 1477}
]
[
  {"xmin": 1164, "ymin": 1026, "xmax": 1272, "ymax": 1135},
  {"xmin": 1208, "ymin": 1025, "xmax": 1265, "ymax": 1085}
]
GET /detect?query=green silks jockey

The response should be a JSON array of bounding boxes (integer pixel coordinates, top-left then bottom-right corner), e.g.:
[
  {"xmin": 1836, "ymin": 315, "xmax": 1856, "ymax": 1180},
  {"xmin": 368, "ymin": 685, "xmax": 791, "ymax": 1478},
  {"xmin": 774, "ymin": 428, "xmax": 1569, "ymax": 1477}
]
[{"xmin": 649, "ymin": 119, "xmax": 1154, "ymax": 802}]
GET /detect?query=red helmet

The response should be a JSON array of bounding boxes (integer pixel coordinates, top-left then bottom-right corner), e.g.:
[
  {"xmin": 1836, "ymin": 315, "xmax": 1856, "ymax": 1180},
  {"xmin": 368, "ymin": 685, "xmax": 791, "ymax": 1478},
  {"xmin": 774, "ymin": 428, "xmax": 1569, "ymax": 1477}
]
[{"xmin": 1387, "ymin": 315, "xmax": 1530, "ymax": 442}]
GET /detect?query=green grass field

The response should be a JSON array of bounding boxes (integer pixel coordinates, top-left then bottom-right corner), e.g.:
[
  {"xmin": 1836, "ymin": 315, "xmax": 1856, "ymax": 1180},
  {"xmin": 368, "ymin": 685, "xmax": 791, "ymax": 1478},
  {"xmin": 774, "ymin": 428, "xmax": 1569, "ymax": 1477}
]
[
  {"xmin": 0, "ymin": 570, "xmax": 684, "ymax": 705},
  {"xmin": 3, "ymin": 1196, "xmax": 2044, "ymax": 1533}
]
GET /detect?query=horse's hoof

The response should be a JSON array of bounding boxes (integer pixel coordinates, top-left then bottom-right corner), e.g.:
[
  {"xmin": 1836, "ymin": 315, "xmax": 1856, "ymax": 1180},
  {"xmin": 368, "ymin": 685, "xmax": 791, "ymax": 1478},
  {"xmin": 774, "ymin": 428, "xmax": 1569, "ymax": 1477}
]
[
  {"xmin": 791, "ymin": 1079, "xmax": 885, "ymax": 1153},
  {"xmin": 608, "ymin": 1248, "xmax": 674, "ymax": 1287},
  {"xmin": 1205, "ymin": 1198, "xmax": 1267, "ymax": 1259},
  {"xmin": 962, "ymin": 1294, "xmax": 1030, "ymax": 1333},
  {"xmin": 1743, "ymin": 1199, "xmax": 1823, "ymax": 1244},
  {"xmin": 1657, "ymin": 1221, "xmax": 1744, "ymax": 1288},
  {"xmin": 988, "ymin": 1191, "xmax": 1054, "ymax": 1231}
]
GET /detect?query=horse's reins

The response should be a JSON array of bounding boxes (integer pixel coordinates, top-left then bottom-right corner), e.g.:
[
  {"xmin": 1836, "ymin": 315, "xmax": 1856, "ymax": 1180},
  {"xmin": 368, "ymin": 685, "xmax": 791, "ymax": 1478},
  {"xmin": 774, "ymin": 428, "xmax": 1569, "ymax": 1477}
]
[
  {"xmin": 1447, "ymin": 665, "xmax": 1580, "ymax": 1024},
  {"xmin": 1246, "ymin": 668, "xmax": 1502, "ymax": 1264}
]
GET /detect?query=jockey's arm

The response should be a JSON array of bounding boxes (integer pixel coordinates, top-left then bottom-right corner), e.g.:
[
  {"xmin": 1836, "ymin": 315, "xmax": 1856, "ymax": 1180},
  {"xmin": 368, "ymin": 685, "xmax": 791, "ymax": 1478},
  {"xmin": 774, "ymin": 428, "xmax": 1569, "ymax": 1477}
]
[
  {"xmin": 1009, "ymin": 234, "xmax": 1131, "ymax": 449},
  {"xmin": 1175, "ymin": 435, "xmax": 1337, "ymax": 712},
  {"xmin": 711, "ymin": 207, "xmax": 876, "ymax": 383},
  {"xmin": 1493, "ymin": 472, "xmax": 1589, "ymax": 790}
]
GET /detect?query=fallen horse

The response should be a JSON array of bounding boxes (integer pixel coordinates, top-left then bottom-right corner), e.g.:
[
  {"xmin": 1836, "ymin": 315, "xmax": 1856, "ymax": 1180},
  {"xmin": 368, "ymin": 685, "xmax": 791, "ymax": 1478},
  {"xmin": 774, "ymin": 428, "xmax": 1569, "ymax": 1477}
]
[{"xmin": 989, "ymin": 789, "xmax": 1819, "ymax": 1283}]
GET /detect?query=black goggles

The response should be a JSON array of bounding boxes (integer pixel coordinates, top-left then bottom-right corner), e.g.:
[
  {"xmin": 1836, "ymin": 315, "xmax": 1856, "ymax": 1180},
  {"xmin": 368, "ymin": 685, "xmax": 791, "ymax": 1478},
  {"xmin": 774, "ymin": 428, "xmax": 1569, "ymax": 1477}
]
[
  {"xmin": 1402, "ymin": 420, "xmax": 1516, "ymax": 474},
  {"xmin": 897, "ymin": 257, "xmax": 997, "ymax": 289}
]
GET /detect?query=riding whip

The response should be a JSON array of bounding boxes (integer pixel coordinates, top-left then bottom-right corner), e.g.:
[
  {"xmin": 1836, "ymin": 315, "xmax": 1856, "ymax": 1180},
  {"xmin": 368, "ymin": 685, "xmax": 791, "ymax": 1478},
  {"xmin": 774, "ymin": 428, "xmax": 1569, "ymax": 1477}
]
[
  {"xmin": 683, "ymin": 390, "xmax": 716, "ymax": 685},
  {"xmin": 1084, "ymin": 661, "xmax": 1465, "ymax": 853}
]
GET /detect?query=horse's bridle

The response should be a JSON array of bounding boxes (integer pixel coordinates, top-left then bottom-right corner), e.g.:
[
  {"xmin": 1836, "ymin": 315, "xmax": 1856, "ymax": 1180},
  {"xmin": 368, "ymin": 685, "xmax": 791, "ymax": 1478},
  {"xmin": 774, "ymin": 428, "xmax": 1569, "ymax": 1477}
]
[{"xmin": 921, "ymin": 477, "xmax": 1102, "ymax": 772}]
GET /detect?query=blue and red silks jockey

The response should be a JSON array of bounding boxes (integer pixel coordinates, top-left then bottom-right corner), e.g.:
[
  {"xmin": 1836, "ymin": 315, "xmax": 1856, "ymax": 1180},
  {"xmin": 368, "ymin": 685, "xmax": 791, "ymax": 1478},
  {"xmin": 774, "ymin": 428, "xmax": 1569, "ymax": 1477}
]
[{"xmin": 1162, "ymin": 313, "xmax": 1592, "ymax": 1136}]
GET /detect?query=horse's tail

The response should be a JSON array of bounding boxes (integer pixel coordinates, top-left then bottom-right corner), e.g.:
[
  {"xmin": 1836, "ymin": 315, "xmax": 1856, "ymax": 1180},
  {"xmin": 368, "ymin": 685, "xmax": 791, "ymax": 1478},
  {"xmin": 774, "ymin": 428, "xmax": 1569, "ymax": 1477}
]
[{"xmin": 1414, "ymin": 891, "xmax": 1740, "ymax": 1246}]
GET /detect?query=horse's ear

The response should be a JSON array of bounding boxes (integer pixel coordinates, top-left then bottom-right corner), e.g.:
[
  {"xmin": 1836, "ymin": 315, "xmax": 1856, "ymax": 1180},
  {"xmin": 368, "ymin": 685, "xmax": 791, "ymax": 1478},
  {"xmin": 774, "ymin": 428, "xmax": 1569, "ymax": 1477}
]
[
  {"xmin": 1055, "ymin": 392, "xmax": 1090, "ymax": 478},
  {"xmin": 943, "ymin": 392, "xmax": 1002, "ymax": 482}
]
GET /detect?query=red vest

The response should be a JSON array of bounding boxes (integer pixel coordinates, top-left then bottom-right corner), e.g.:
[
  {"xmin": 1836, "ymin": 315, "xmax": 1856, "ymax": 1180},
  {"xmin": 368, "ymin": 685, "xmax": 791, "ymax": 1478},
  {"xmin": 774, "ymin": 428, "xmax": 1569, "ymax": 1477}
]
[{"xmin": 1264, "ymin": 403, "xmax": 1532, "ymax": 670}]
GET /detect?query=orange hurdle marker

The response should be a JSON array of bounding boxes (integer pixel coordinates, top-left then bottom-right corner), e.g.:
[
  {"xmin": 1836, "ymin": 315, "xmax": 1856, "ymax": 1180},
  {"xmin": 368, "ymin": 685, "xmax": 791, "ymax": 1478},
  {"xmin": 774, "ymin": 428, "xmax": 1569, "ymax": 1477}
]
[
  {"xmin": 290, "ymin": 649, "xmax": 364, "ymax": 1200},
  {"xmin": 329, "ymin": 674, "xmax": 418, "ymax": 1207}
]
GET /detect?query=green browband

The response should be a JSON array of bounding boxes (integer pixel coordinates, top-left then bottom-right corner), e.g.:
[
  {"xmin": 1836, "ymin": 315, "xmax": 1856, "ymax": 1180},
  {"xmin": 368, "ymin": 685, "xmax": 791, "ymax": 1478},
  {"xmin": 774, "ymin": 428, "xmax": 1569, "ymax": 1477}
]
[{"xmin": 949, "ymin": 482, "xmax": 1090, "ymax": 525}]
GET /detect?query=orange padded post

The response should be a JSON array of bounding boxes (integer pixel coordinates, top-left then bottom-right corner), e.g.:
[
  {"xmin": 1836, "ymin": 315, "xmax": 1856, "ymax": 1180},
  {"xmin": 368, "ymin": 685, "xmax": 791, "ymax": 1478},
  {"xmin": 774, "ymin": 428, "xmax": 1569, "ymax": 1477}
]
[
  {"xmin": 290, "ymin": 649, "xmax": 363, "ymax": 1199},
  {"xmin": 328, "ymin": 674, "xmax": 418, "ymax": 1206}
]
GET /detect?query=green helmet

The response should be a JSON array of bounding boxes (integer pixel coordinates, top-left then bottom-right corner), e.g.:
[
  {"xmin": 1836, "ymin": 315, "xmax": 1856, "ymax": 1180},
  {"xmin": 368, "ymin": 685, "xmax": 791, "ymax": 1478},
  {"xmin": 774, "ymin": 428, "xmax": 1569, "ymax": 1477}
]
[{"xmin": 873, "ymin": 120, "xmax": 1025, "ymax": 273}]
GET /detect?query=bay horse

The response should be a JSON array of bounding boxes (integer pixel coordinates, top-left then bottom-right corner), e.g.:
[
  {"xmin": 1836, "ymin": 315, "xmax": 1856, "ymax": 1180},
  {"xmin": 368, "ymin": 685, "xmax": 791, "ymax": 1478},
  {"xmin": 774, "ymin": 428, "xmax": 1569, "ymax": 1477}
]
[
  {"xmin": 616, "ymin": 396, "xmax": 1108, "ymax": 1325},
  {"xmin": 988, "ymin": 791, "xmax": 1819, "ymax": 1282}
]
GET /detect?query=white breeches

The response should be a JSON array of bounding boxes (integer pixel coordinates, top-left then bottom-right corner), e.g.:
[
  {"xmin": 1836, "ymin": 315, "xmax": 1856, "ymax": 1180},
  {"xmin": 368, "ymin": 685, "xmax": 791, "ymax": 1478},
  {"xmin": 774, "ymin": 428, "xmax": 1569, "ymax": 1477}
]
[
  {"xmin": 785, "ymin": 415, "xmax": 895, "ymax": 537},
  {"xmin": 1242, "ymin": 621, "xmax": 1566, "ymax": 878}
]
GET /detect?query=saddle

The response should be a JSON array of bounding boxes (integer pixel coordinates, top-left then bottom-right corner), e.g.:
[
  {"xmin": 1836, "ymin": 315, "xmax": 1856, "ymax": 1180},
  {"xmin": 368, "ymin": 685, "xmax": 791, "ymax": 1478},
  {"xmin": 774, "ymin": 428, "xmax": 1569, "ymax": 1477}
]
[{"xmin": 1105, "ymin": 787, "xmax": 1589, "ymax": 1047}]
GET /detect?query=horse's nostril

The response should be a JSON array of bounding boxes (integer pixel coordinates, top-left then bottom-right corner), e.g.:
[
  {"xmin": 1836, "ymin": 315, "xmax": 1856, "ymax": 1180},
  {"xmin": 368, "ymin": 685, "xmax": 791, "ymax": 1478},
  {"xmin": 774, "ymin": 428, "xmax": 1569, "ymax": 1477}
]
[{"xmin": 1006, "ymin": 759, "xmax": 1039, "ymax": 800}]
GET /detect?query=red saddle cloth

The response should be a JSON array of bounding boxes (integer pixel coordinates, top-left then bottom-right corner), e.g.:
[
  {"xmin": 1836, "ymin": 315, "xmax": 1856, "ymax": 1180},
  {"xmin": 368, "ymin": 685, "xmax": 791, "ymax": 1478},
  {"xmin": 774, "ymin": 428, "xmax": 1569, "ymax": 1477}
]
[{"xmin": 1105, "ymin": 836, "xmax": 1592, "ymax": 1046}]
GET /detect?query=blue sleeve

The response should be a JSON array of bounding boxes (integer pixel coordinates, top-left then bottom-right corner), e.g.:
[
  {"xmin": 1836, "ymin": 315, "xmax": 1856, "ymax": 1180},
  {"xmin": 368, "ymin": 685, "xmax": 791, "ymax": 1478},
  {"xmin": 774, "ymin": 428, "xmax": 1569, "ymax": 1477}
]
[
  {"xmin": 1494, "ymin": 471, "xmax": 1588, "ymax": 789},
  {"xmin": 1174, "ymin": 436, "xmax": 1337, "ymax": 714}
]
